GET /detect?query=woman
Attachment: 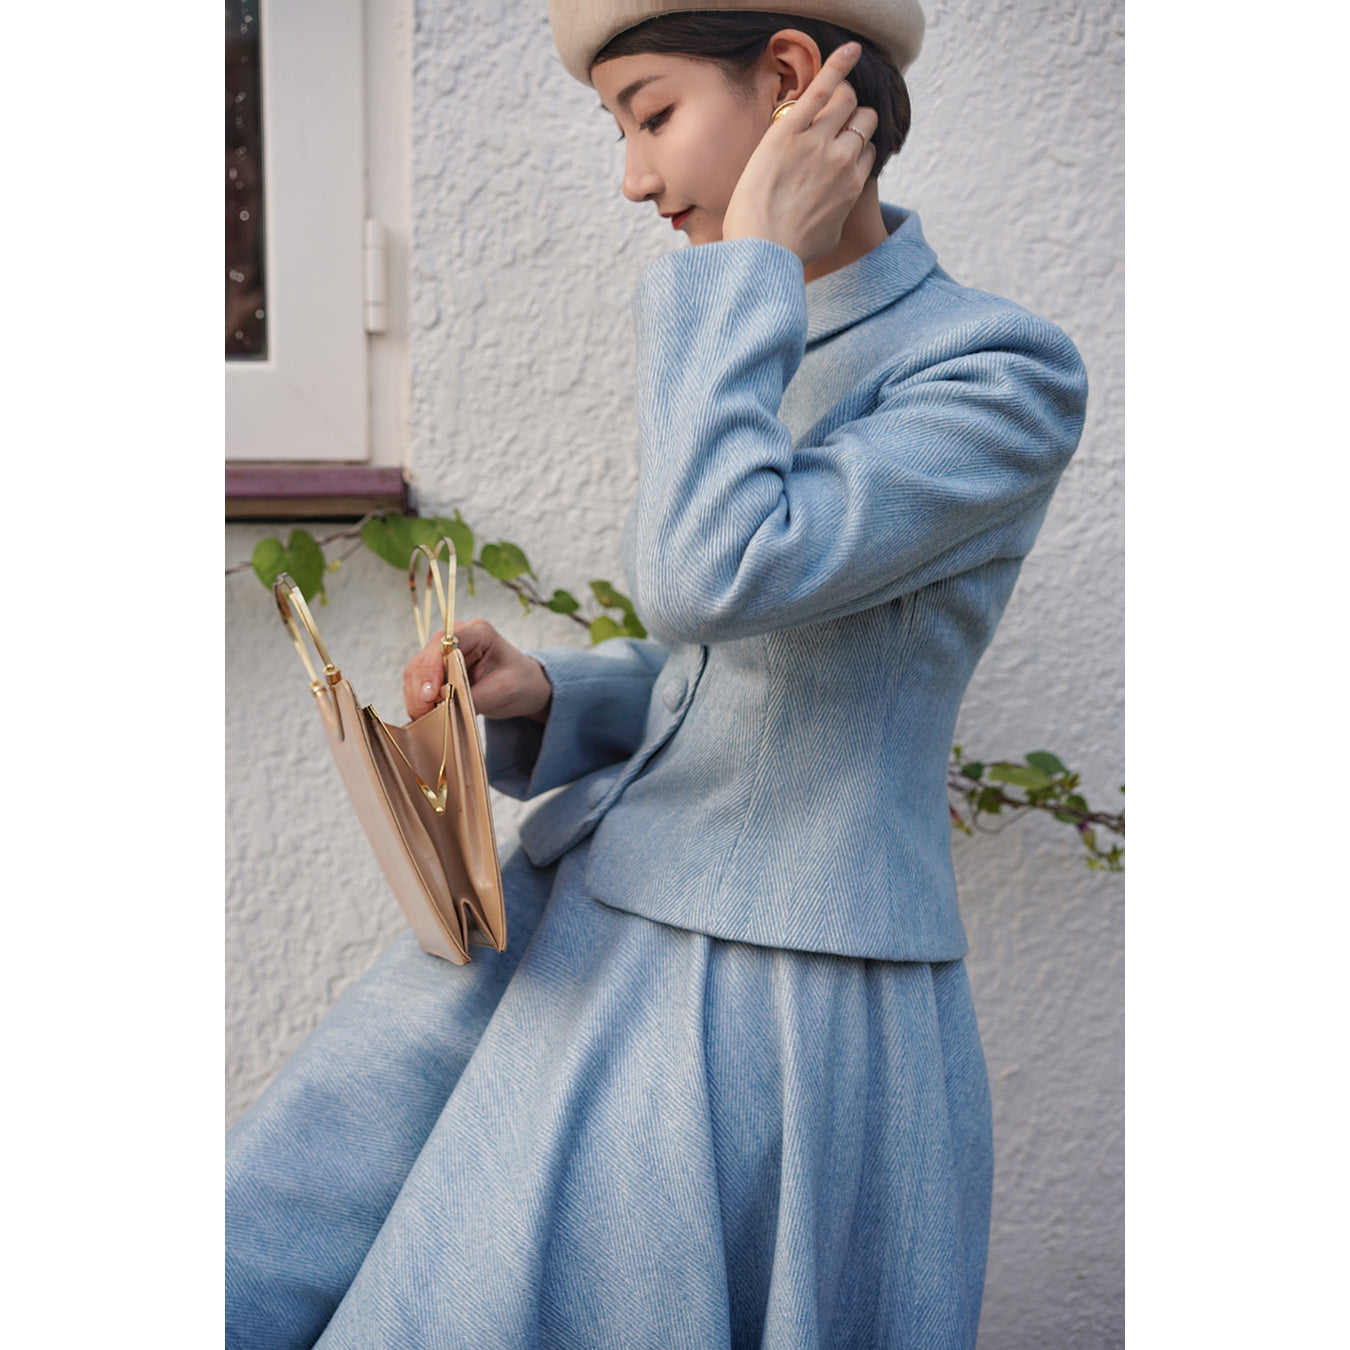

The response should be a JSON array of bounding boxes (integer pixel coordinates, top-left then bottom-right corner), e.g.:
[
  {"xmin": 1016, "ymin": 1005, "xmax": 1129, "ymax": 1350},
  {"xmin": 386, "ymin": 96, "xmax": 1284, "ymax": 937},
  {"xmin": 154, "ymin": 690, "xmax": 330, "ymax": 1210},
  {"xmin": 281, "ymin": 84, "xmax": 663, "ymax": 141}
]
[{"xmin": 227, "ymin": 5, "xmax": 1087, "ymax": 1346}]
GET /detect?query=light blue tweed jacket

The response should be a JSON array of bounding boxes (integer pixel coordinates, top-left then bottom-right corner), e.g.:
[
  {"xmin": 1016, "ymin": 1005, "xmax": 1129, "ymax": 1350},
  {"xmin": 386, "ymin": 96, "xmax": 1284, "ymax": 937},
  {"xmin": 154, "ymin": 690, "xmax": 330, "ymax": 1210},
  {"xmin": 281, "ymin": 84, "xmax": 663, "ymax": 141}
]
[{"xmin": 487, "ymin": 206, "xmax": 1088, "ymax": 962}]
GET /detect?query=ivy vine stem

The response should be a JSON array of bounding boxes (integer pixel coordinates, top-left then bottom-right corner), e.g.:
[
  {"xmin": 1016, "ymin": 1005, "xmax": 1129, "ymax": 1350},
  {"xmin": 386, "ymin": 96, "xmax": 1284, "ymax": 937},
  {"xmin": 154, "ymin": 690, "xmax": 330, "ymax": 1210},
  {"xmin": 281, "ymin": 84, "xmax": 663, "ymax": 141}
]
[
  {"xmin": 946, "ymin": 769, "xmax": 1125, "ymax": 834},
  {"xmin": 947, "ymin": 754, "xmax": 1124, "ymax": 872},
  {"xmin": 223, "ymin": 515, "xmax": 379, "ymax": 576},
  {"xmin": 491, "ymin": 571, "xmax": 594, "ymax": 633}
]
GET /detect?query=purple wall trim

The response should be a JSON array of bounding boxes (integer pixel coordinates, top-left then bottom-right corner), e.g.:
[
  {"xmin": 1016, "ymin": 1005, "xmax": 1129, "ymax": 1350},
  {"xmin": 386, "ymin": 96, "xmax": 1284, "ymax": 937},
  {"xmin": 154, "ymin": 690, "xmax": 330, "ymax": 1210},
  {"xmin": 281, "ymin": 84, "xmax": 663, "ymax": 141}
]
[{"xmin": 225, "ymin": 462, "xmax": 408, "ymax": 520}]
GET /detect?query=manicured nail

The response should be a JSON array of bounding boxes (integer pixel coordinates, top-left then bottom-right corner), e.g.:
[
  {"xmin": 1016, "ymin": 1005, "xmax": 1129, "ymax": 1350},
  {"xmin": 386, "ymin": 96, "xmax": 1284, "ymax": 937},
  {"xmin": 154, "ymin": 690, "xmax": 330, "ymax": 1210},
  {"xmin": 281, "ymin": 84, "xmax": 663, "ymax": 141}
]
[{"xmin": 421, "ymin": 681, "xmax": 435, "ymax": 700}]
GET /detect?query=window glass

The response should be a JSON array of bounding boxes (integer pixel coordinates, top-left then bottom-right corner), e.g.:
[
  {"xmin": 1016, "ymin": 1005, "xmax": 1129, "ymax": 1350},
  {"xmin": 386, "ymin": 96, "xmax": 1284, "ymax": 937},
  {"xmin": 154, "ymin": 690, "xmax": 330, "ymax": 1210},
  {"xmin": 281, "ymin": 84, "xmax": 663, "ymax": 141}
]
[{"xmin": 226, "ymin": 0, "xmax": 267, "ymax": 359}]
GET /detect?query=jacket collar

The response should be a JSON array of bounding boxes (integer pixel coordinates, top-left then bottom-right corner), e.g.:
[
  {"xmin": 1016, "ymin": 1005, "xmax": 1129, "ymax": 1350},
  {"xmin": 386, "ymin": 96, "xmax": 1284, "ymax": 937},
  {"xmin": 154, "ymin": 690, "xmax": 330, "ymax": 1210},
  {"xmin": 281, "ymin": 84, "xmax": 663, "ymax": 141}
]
[{"xmin": 805, "ymin": 205, "xmax": 938, "ymax": 346}]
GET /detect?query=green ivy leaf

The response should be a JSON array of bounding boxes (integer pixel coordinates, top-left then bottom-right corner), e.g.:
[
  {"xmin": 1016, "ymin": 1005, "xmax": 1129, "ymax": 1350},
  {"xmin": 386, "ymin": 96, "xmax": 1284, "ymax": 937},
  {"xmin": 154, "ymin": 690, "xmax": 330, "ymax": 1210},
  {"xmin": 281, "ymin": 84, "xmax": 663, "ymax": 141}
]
[
  {"xmin": 478, "ymin": 543, "xmax": 509, "ymax": 579},
  {"xmin": 988, "ymin": 762, "xmax": 1051, "ymax": 790},
  {"xmin": 975, "ymin": 786, "xmax": 1005, "ymax": 815},
  {"xmin": 590, "ymin": 615, "xmax": 624, "ymax": 644},
  {"xmin": 423, "ymin": 513, "xmax": 474, "ymax": 566},
  {"xmin": 590, "ymin": 579, "xmax": 622, "ymax": 609},
  {"xmin": 959, "ymin": 761, "xmax": 984, "ymax": 780},
  {"xmin": 365, "ymin": 513, "xmax": 466, "ymax": 572},
  {"xmin": 252, "ymin": 530, "xmax": 325, "ymax": 602},
  {"xmin": 407, "ymin": 517, "xmax": 449, "ymax": 556},
  {"xmin": 480, "ymin": 541, "xmax": 532, "ymax": 582},
  {"xmin": 501, "ymin": 541, "xmax": 534, "ymax": 578},
  {"xmin": 1026, "ymin": 751, "xmax": 1067, "ymax": 776},
  {"xmin": 361, "ymin": 513, "xmax": 420, "ymax": 570},
  {"xmin": 251, "ymin": 537, "xmax": 286, "ymax": 587},
  {"xmin": 546, "ymin": 589, "xmax": 580, "ymax": 614},
  {"xmin": 285, "ymin": 531, "xmax": 327, "ymax": 601},
  {"xmin": 589, "ymin": 580, "xmax": 646, "ymax": 639}
]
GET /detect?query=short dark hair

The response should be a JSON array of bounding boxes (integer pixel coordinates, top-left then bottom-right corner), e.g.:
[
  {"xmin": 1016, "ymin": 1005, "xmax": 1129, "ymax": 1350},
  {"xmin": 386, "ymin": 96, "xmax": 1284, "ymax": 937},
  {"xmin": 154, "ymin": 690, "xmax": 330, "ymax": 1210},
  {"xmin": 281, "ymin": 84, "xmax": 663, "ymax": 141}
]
[{"xmin": 594, "ymin": 11, "xmax": 911, "ymax": 178}]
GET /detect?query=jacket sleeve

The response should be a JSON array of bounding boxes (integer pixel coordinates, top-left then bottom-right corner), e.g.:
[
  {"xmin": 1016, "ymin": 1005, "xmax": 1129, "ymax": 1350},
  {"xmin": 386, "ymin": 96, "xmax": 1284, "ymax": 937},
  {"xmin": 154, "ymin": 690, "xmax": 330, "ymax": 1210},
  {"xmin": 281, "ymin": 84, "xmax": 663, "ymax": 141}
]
[
  {"xmin": 626, "ymin": 239, "xmax": 1089, "ymax": 644},
  {"xmin": 484, "ymin": 638, "xmax": 668, "ymax": 800}
]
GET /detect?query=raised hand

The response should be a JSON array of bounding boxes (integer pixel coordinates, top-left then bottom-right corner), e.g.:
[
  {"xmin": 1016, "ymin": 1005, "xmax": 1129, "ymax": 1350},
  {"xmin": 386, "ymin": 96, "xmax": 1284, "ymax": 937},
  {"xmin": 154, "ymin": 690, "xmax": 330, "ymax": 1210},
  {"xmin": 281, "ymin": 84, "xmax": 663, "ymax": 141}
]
[
  {"xmin": 403, "ymin": 618, "xmax": 552, "ymax": 723},
  {"xmin": 721, "ymin": 41, "xmax": 877, "ymax": 265}
]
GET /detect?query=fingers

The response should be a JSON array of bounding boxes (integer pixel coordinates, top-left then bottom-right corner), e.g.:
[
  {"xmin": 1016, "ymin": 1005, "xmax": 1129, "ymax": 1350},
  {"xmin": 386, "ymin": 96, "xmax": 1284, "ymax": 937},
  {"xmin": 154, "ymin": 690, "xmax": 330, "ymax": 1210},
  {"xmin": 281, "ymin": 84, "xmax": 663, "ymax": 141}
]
[
  {"xmin": 403, "ymin": 632, "xmax": 447, "ymax": 719},
  {"xmin": 774, "ymin": 43, "xmax": 871, "ymax": 147},
  {"xmin": 399, "ymin": 617, "xmax": 545, "ymax": 722},
  {"xmin": 814, "ymin": 76, "xmax": 860, "ymax": 138},
  {"xmin": 402, "ymin": 622, "xmax": 488, "ymax": 721},
  {"xmin": 838, "ymin": 104, "xmax": 879, "ymax": 157},
  {"xmin": 453, "ymin": 617, "xmax": 496, "ymax": 663},
  {"xmin": 408, "ymin": 683, "xmax": 449, "ymax": 720},
  {"xmin": 844, "ymin": 106, "xmax": 879, "ymax": 140},
  {"xmin": 788, "ymin": 40, "xmax": 861, "ymax": 126},
  {"xmin": 404, "ymin": 668, "xmax": 447, "ymax": 721}
]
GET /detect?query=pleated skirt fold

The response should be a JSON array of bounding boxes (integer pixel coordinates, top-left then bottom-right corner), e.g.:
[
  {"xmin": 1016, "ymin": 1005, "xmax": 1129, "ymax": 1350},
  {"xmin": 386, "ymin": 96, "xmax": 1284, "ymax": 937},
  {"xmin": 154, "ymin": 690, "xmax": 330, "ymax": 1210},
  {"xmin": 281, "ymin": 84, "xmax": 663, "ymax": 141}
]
[{"xmin": 226, "ymin": 835, "xmax": 992, "ymax": 1349}]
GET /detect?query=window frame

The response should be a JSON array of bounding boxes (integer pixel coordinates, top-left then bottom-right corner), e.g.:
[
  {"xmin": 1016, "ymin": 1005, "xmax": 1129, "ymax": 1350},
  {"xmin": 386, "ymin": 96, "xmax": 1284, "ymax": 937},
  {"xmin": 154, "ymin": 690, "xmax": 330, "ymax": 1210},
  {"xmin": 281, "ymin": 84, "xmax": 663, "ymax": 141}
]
[{"xmin": 225, "ymin": 0, "xmax": 410, "ymax": 510}]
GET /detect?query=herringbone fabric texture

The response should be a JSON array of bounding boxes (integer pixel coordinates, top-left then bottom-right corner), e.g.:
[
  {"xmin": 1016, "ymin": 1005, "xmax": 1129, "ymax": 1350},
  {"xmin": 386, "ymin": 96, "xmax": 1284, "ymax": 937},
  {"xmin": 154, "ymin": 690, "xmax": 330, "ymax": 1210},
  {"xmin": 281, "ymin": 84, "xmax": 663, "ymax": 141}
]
[
  {"xmin": 226, "ymin": 207, "xmax": 1084, "ymax": 1346},
  {"xmin": 498, "ymin": 207, "xmax": 1087, "ymax": 960},
  {"xmin": 227, "ymin": 837, "xmax": 992, "ymax": 1348}
]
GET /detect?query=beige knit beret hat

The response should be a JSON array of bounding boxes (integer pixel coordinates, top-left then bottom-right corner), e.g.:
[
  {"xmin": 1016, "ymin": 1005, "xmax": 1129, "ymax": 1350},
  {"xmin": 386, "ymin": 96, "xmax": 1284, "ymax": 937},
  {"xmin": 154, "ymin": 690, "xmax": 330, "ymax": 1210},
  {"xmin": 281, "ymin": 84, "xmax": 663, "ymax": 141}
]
[{"xmin": 546, "ymin": 1, "xmax": 925, "ymax": 85}]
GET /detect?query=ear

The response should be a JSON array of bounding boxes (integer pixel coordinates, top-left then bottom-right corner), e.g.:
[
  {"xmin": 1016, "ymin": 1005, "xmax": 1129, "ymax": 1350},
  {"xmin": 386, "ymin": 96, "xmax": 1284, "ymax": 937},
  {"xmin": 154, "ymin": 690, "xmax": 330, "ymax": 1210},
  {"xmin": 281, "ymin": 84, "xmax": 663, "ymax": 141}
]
[{"xmin": 759, "ymin": 29, "xmax": 823, "ymax": 106}]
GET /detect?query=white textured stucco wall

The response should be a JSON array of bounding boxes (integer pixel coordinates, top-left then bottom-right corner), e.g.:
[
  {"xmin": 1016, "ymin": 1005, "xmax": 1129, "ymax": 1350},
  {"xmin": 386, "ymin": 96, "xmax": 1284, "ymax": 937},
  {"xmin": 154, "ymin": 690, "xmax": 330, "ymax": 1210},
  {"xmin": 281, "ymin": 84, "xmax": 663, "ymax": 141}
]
[{"xmin": 226, "ymin": 2, "xmax": 1123, "ymax": 1345}]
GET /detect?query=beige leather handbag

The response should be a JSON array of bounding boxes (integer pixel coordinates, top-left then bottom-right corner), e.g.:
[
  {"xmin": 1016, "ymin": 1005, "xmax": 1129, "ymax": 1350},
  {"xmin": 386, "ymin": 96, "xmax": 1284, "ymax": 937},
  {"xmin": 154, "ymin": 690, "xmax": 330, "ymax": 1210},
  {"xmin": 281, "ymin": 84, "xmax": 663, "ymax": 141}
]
[{"xmin": 272, "ymin": 540, "xmax": 506, "ymax": 964}]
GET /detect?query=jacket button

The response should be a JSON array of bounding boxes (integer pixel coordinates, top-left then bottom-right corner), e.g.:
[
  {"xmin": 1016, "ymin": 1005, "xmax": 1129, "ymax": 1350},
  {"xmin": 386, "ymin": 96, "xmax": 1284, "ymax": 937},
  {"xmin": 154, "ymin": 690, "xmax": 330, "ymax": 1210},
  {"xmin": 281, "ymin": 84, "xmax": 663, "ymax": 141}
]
[
  {"xmin": 586, "ymin": 775, "xmax": 615, "ymax": 809},
  {"xmin": 661, "ymin": 675, "xmax": 687, "ymax": 711}
]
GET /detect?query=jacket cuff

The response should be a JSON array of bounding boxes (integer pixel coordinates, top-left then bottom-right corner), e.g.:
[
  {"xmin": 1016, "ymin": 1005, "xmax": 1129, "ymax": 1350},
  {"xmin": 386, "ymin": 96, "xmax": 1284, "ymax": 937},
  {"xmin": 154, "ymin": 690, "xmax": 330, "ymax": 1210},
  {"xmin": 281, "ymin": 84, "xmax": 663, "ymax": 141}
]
[{"xmin": 484, "ymin": 640, "xmax": 668, "ymax": 800}]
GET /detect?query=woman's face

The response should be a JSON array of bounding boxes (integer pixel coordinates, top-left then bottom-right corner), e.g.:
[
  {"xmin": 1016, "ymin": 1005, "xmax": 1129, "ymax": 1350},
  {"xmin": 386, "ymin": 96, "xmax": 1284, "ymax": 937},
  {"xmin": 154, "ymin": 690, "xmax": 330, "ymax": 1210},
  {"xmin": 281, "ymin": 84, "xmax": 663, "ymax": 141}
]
[{"xmin": 592, "ymin": 52, "xmax": 772, "ymax": 246}]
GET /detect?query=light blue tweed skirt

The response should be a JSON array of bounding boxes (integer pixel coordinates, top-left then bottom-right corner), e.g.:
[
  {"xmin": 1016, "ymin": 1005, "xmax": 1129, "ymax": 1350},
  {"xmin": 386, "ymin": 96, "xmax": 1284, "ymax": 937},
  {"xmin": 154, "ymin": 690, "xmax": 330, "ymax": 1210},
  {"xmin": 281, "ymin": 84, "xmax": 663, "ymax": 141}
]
[{"xmin": 226, "ymin": 835, "xmax": 992, "ymax": 1349}]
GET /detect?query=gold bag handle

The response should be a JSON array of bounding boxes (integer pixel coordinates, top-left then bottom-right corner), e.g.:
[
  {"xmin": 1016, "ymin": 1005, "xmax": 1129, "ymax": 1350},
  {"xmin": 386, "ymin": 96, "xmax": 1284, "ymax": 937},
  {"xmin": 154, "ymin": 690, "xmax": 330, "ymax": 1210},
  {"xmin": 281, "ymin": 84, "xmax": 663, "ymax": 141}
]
[
  {"xmin": 273, "ymin": 573, "xmax": 341, "ymax": 694},
  {"xmin": 409, "ymin": 537, "xmax": 458, "ymax": 651},
  {"xmin": 273, "ymin": 541, "xmax": 466, "ymax": 812},
  {"xmin": 385, "ymin": 537, "xmax": 464, "ymax": 815},
  {"xmin": 272, "ymin": 536, "xmax": 459, "ymax": 690}
]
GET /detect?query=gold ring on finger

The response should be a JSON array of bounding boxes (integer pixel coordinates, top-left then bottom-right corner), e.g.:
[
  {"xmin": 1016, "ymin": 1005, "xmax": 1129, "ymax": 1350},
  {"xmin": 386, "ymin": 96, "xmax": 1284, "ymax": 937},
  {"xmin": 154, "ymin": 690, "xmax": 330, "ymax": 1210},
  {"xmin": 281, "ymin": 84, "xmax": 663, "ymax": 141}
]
[{"xmin": 842, "ymin": 123, "xmax": 868, "ymax": 147}]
